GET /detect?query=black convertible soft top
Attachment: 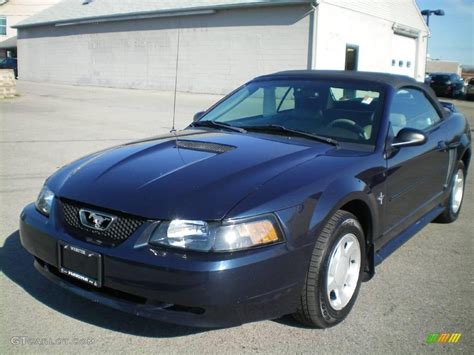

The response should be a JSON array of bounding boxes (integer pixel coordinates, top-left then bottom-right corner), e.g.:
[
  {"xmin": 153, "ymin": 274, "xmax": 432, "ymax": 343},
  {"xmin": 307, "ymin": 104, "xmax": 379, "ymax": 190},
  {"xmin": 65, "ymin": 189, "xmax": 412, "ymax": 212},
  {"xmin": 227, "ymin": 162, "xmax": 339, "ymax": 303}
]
[{"xmin": 255, "ymin": 70, "xmax": 424, "ymax": 89}]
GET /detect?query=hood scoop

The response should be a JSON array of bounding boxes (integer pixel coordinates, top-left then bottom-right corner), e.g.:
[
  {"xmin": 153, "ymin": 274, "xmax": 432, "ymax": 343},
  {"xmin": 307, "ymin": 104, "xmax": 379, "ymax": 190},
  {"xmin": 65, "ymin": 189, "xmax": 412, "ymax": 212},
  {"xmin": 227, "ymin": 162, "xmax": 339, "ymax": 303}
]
[{"xmin": 175, "ymin": 140, "xmax": 235, "ymax": 154}]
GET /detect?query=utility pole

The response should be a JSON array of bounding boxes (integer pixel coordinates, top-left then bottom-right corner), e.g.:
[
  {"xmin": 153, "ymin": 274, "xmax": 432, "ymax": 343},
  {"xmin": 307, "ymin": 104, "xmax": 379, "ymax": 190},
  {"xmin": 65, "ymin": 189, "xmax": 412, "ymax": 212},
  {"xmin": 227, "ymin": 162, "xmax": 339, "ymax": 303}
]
[{"xmin": 421, "ymin": 8, "xmax": 445, "ymax": 75}]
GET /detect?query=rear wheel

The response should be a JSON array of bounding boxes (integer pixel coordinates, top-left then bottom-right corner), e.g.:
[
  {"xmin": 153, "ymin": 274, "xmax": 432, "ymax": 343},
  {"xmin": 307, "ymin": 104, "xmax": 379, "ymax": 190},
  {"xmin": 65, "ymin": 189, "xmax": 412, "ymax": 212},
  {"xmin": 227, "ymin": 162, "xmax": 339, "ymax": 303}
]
[
  {"xmin": 435, "ymin": 161, "xmax": 465, "ymax": 223},
  {"xmin": 293, "ymin": 210, "xmax": 365, "ymax": 328}
]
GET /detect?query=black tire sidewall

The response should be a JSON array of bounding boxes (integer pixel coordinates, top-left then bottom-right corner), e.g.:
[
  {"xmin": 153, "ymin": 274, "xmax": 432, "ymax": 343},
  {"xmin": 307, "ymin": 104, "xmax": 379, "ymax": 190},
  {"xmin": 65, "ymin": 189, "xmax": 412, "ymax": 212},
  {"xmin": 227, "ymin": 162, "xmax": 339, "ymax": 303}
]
[{"xmin": 318, "ymin": 217, "xmax": 365, "ymax": 325}]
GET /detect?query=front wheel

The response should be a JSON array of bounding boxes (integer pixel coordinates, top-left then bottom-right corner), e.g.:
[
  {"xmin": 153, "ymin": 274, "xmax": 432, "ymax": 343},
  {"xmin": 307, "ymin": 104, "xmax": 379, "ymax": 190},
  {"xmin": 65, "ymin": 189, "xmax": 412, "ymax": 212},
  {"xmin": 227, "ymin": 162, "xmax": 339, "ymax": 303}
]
[
  {"xmin": 434, "ymin": 161, "xmax": 466, "ymax": 223},
  {"xmin": 293, "ymin": 210, "xmax": 365, "ymax": 328}
]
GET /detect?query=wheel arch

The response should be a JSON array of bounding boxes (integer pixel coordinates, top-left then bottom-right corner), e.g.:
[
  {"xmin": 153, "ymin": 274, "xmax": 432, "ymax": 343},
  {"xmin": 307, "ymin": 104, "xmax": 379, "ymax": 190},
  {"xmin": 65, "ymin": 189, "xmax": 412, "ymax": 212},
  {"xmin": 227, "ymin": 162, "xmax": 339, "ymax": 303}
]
[
  {"xmin": 339, "ymin": 199, "xmax": 375, "ymax": 281},
  {"xmin": 309, "ymin": 180, "xmax": 379, "ymax": 282},
  {"xmin": 461, "ymin": 147, "xmax": 471, "ymax": 171}
]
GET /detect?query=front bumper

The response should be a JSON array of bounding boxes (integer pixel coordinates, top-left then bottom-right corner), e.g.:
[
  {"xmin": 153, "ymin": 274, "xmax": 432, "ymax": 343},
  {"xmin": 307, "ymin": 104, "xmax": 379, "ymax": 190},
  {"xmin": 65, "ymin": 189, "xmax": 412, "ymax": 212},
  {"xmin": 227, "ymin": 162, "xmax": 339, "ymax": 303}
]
[{"xmin": 20, "ymin": 203, "xmax": 310, "ymax": 328}]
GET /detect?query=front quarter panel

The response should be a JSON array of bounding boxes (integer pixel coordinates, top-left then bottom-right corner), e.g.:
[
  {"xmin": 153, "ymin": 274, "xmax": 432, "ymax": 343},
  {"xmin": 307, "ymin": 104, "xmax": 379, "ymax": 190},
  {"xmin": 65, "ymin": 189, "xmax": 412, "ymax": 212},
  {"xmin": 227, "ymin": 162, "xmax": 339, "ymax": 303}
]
[
  {"xmin": 45, "ymin": 146, "xmax": 119, "ymax": 193},
  {"xmin": 228, "ymin": 151, "xmax": 385, "ymax": 250}
]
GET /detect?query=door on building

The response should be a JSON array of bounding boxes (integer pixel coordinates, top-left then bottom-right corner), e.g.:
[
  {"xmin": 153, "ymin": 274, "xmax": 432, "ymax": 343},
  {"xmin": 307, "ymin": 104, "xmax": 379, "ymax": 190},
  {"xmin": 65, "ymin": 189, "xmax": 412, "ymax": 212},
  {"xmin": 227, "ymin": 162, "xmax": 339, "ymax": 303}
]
[
  {"xmin": 345, "ymin": 45, "xmax": 359, "ymax": 71},
  {"xmin": 390, "ymin": 34, "xmax": 416, "ymax": 77}
]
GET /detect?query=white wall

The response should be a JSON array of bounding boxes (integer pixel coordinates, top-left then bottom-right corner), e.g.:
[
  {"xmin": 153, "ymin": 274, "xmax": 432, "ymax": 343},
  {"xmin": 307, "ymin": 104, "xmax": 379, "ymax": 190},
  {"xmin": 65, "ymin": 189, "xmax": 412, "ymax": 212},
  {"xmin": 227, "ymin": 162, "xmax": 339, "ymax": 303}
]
[
  {"xmin": 17, "ymin": 5, "xmax": 312, "ymax": 94},
  {"xmin": 314, "ymin": 1, "xmax": 428, "ymax": 81},
  {"xmin": 323, "ymin": 0, "xmax": 428, "ymax": 32}
]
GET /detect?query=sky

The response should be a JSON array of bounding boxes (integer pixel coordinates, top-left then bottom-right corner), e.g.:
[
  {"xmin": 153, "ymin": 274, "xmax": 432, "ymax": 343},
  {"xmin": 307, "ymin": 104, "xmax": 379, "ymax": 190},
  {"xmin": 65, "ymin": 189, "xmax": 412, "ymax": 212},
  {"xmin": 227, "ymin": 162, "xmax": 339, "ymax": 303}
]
[{"xmin": 416, "ymin": 0, "xmax": 473, "ymax": 65}]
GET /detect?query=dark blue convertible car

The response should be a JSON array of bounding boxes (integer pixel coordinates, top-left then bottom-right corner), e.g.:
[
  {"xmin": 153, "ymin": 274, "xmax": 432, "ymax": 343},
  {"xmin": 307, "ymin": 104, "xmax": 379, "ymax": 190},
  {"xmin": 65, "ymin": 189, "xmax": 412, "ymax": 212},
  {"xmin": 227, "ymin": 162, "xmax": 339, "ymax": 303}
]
[{"xmin": 20, "ymin": 71, "xmax": 471, "ymax": 328}]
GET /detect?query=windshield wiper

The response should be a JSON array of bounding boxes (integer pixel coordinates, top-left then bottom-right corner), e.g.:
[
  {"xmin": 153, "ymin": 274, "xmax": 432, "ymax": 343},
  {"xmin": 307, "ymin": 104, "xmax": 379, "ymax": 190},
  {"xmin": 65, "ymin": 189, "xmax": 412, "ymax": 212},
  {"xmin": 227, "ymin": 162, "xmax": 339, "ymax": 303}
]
[
  {"xmin": 242, "ymin": 124, "xmax": 339, "ymax": 147},
  {"xmin": 189, "ymin": 120, "xmax": 247, "ymax": 133}
]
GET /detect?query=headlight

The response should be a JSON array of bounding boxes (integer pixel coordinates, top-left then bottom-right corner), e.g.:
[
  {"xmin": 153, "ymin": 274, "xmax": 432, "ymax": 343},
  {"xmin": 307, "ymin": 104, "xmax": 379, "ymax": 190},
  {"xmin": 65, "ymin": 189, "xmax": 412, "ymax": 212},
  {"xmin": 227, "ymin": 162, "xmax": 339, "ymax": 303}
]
[
  {"xmin": 35, "ymin": 185, "xmax": 54, "ymax": 216},
  {"xmin": 149, "ymin": 217, "xmax": 283, "ymax": 252}
]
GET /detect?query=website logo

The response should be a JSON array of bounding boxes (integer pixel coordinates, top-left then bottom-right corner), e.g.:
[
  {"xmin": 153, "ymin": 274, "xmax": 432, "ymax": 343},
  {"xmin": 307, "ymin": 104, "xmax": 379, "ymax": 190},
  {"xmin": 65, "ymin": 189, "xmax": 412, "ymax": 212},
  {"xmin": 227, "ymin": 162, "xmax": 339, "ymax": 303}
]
[{"xmin": 426, "ymin": 333, "xmax": 462, "ymax": 344}]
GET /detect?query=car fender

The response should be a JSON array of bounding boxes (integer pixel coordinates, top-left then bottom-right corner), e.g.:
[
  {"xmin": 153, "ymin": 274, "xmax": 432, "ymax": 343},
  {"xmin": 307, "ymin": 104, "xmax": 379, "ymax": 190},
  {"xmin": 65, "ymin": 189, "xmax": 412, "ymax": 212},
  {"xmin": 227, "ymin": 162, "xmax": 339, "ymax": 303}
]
[
  {"xmin": 307, "ymin": 175, "xmax": 380, "ymax": 246},
  {"xmin": 442, "ymin": 112, "xmax": 471, "ymax": 171},
  {"xmin": 459, "ymin": 117, "xmax": 471, "ymax": 169}
]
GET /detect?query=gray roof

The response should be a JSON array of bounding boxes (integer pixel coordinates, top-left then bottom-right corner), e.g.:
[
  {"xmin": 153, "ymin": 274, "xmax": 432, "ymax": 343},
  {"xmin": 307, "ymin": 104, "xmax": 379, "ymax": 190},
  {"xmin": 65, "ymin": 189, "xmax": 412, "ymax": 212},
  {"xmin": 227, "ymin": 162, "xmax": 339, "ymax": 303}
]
[
  {"xmin": 13, "ymin": 0, "xmax": 311, "ymax": 28},
  {"xmin": 0, "ymin": 36, "xmax": 17, "ymax": 49}
]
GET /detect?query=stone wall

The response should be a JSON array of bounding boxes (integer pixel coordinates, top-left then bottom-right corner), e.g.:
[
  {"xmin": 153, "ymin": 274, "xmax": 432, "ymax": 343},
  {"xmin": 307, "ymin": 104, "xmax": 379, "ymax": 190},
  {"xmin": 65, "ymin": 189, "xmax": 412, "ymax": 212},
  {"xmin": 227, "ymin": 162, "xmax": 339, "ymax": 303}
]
[{"xmin": 0, "ymin": 69, "xmax": 16, "ymax": 98}]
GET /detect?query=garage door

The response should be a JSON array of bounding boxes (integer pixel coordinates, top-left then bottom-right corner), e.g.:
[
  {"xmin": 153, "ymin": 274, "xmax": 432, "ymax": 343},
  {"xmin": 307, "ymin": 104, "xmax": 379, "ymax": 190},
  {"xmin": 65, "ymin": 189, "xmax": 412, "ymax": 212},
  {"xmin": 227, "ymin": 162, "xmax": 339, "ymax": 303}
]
[{"xmin": 390, "ymin": 34, "xmax": 416, "ymax": 78}]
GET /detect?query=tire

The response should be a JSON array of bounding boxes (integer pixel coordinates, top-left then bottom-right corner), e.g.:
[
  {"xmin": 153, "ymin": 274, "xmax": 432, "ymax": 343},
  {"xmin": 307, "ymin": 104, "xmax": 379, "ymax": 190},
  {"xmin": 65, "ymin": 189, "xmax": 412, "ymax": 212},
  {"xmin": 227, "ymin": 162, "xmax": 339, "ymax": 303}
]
[
  {"xmin": 435, "ymin": 161, "xmax": 466, "ymax": 223},
  {"xmin": 293, "ymin": 210, "xmax": 365, "ymax": 328}
]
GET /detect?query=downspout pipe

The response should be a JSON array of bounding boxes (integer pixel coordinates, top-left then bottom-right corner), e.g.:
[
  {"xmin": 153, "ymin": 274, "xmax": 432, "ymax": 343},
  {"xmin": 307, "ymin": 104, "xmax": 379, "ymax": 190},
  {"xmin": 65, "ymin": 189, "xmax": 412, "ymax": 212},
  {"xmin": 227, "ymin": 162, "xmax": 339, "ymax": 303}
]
[{"xmin": 307, "ymin": 0, "xmax": 320, "ymax": 70}]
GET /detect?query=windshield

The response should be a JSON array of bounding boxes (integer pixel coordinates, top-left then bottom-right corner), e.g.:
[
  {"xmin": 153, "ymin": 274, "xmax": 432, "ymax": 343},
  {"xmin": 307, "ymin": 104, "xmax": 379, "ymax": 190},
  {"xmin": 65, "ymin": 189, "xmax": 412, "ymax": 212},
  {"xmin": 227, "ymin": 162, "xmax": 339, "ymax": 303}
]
[{"xmin": 200, "ymin": 79, "xmax": 383, "ymax": 146}]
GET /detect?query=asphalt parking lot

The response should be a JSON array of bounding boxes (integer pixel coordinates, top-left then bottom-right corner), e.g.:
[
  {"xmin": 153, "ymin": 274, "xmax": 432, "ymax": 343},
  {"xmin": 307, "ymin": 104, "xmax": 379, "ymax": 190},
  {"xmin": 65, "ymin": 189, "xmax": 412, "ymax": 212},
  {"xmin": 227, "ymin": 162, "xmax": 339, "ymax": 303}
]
[{"xmin": 1, "ymin": 81, "xmax": 473, "ymax": 354}]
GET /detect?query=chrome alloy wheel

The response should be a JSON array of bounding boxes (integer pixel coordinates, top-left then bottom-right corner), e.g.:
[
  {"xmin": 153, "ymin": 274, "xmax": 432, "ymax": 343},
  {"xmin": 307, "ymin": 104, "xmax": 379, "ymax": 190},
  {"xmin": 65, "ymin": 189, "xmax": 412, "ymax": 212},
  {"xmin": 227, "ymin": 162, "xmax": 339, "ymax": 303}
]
[
  {"xmin": 451, "ymin": 168, "xmax": 464, "ymax": 214},
  {"xmin": 326, "ymin": 233, "xmax": 361, "ymax": 311}
]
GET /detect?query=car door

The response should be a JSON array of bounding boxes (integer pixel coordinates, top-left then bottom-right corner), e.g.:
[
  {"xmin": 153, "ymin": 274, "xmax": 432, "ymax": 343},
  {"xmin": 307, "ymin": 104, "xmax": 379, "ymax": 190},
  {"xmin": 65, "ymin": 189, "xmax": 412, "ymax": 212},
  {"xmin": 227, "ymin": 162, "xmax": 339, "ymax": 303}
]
[
  {"xmin": 456, "ymin": 75, "xmax": 465, "ymax": 94},
  {"xmin": 450, "ymin": 75, "xmax": 459, "ymax": 94},
  {"xmin": 382, "ymin": 87, "xmax": 450, "ymax": 243}
]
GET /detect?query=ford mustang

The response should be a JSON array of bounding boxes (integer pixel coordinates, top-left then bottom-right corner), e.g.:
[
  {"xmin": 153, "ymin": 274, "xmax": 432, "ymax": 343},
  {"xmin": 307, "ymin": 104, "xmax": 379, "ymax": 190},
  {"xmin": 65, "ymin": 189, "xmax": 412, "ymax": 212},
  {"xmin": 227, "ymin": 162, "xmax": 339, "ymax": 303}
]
[{"xmin": 20, "ymin": 71, "xmax": 471, "ymax": 328}]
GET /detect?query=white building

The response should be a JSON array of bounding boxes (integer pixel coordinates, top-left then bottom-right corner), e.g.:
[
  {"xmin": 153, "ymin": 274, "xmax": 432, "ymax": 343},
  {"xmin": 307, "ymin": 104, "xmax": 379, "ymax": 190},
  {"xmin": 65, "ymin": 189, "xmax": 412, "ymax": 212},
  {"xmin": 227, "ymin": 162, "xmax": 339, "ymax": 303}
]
[
  {"xmin": 13, "ymin": 0, "xmax": 429, "ymax": 94},
  {"xmin": 0, "ymin": 0, "xmax": 60, "ymax": 58},
  {"xmin": 426, "ymin": 59, "xmax": 462, "ymax": 75}
]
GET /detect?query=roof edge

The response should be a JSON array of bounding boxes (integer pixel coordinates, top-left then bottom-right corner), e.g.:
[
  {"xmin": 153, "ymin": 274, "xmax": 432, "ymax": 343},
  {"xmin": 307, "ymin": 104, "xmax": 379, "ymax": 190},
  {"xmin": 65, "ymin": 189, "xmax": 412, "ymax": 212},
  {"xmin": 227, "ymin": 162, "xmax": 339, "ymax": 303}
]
[
  {"xmin": 253, "ymin": 69, "xmax": 419, "ymax": 87},
  {"xmin": 13, "ymin": 0, "xmax": 312, "ymax": 29},
  {"xmin": 411, "ymin": 0, "xmax": 430, "ymax": 35}
]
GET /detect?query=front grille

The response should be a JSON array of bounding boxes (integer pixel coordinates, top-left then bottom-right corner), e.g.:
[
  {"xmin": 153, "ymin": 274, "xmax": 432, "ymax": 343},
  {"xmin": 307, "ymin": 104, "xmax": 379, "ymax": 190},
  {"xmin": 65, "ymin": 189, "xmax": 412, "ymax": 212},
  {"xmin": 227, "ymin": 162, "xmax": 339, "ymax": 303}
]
[{"xmin": 60, "ymin": 199, "xmax": 147, "ymax": 247}]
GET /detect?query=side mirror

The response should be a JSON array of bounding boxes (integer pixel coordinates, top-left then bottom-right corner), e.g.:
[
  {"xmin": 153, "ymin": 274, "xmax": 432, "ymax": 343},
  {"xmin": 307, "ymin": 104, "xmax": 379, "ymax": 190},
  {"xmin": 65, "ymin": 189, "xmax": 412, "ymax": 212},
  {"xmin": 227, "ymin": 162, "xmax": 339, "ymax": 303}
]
[
  {"xmin": 193, "ymin": 111, "xmax": 206, "ymax": 122},
  {"xmin": 440, "ymin": 101, "xmax": 457, "ymax": 113},
  {"xmin": 391, "ymin": 128, "xmax": 427, "ymax": 148}
]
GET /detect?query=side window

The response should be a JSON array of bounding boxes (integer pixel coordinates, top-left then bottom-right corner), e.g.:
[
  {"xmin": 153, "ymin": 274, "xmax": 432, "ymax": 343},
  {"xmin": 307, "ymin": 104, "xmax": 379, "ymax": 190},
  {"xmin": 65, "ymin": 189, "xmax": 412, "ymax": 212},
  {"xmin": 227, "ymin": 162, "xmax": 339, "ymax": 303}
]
[
  {"xmin": 276, "ymin": 87, "xmax": 295, "ymax": 112},
  {"xmin": 389, "ymin": 88, "xmax": 441, "ymax": 135}
]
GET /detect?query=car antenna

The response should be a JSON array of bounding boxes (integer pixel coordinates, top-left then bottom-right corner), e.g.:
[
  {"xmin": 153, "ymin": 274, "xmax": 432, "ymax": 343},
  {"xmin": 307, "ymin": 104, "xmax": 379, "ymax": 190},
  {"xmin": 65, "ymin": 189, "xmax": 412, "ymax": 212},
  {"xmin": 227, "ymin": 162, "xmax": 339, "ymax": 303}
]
[{"xmin": 170, "ymin": 18, "xmax": 181, "ymax": 134}]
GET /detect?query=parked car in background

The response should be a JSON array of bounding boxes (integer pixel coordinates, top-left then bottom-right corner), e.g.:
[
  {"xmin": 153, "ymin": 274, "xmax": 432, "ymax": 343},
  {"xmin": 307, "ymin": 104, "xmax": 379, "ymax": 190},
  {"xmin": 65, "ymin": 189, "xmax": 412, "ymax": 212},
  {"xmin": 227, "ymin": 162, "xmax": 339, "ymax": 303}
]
[
  {"xmin": 465, "ymin": 78, "xmax": 474, "ymax": 101},
  {"xmin": 424, "ymin": 73, "xmax": 432, "ymax": 85},
  {"xmin": 20, "ymin": 71, "xmax": 471, "ymax": 329},
  {"xmin": 429, "ymin": 73, "xmax": 465, "ymax": 98},
  {"xmin": 0, "ymin": 57, "xmax": 18, "ymax": 78}
]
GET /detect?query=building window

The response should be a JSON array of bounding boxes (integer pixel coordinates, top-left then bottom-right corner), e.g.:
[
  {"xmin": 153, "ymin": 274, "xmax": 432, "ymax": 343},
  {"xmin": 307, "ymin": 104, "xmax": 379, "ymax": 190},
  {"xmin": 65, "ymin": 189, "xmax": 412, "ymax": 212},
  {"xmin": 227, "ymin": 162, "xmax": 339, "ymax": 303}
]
[
  {"xmin": 406, "ymin": 61, "xmax": 411, "ymax": 68},
  {"xmin": 0, "ymin": 16, "xmax": 6, "ymax": 36},
  {"xmin": 345, "ymin": 45, "xmax": 359, "ymax": 71},
  {"xmin": 392, "ymin": 59, "xmax": 396, "ymax": 66}
]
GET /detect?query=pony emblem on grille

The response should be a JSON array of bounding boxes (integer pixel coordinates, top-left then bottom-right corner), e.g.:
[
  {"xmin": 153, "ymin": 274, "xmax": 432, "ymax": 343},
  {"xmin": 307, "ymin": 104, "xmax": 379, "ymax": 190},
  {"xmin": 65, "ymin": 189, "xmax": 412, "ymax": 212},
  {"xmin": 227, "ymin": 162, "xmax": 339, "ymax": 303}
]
[{"xmin": 79, "ymin": 209, "xmax": 116, "ymax": 231}]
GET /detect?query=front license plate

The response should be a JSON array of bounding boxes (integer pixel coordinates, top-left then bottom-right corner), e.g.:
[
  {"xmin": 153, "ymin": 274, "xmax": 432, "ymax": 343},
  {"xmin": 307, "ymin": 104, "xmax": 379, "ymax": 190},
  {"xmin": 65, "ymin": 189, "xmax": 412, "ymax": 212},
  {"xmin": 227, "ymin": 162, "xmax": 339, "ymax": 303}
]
[{"xmin": 58, "ymin": 242, "xmax": 102, "ymax": 287}]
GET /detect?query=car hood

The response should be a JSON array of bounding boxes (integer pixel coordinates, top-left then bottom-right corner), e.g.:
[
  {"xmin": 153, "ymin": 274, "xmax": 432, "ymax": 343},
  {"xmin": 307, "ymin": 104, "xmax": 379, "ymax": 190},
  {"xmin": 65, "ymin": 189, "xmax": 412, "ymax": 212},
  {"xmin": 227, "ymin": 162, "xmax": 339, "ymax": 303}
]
[{"xmin": 50, "ymin": 129, "xmax": 332, "ymax": 220}]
